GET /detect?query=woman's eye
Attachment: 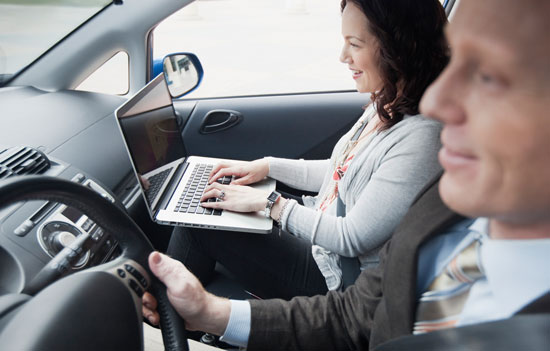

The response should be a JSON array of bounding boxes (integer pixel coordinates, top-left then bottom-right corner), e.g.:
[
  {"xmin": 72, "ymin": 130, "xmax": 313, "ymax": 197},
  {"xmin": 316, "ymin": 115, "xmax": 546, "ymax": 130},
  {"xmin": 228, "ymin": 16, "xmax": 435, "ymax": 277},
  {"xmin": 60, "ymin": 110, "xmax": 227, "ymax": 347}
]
[{"xmin": 350, "ymin": 42, "xmax": 360, "ymax": 48}]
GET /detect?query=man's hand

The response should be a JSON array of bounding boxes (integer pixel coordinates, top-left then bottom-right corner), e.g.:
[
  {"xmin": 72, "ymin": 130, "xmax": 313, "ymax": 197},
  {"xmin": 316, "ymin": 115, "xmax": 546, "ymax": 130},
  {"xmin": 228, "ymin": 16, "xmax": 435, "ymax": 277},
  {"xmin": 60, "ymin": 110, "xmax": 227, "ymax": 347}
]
[
  {"xmin": 208, "ymin": 159, "xmax": 269, "ymax": 186},
  {"xmin": 142, "ymin": 252, "xmax": 231, "ymax": 335}
]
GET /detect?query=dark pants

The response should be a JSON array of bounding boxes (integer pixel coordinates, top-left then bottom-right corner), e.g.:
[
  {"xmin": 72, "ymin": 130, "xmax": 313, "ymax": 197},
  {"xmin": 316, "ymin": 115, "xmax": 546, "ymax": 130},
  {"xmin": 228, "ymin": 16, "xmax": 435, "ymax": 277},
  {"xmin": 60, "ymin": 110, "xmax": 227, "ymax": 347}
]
[{"xmin": 166, "ymin": 224, "xmax": 328, "ymax": 300}]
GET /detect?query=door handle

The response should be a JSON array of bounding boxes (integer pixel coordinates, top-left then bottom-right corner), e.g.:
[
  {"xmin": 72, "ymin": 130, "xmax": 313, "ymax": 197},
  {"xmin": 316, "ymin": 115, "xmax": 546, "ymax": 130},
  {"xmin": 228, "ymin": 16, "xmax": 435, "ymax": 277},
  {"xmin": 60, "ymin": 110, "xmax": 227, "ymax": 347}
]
[{"xmin": 200, "ymin": 110, "xmax": 243, "ymax": 134}]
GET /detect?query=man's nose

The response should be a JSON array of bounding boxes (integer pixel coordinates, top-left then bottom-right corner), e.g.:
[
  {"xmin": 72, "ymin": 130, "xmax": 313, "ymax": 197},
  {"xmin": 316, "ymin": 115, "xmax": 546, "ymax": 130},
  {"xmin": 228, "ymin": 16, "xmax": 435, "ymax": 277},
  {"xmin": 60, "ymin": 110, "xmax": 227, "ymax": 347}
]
[{"xmin": 420, "ymin": 64, "xmax": 465, "ymax": 125}]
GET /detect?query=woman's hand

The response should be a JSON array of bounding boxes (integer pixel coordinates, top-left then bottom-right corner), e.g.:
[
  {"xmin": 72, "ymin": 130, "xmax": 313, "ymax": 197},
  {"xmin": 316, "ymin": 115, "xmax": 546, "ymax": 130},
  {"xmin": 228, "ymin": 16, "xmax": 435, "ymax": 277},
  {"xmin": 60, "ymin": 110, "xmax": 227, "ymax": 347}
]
[
  {"xmin": 208, "ymin": 159, "xmax": 269, "ymax": 186},
  {"xmin": 200, "ymin": 182, "xmax": 270, "ymax": 213}
]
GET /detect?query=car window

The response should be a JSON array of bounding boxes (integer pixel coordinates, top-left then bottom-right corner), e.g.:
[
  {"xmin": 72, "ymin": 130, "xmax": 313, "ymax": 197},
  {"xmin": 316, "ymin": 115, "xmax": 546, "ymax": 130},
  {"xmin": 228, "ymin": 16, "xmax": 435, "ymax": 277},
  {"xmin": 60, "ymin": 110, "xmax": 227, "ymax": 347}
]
[
  {"xmin": 76, "ymin": 51, "xmax": 129, "ymax": 95},
  {"xmin": 153, "ymin": 0, "xmax": 452, "ymax": 99},
  {"xmin": 0, "ymin": 0, "xmax": 112, "ymax": 85},
  {"xmin": 153, "ymin": 0, "xmax": 355, "ymax": 98}
]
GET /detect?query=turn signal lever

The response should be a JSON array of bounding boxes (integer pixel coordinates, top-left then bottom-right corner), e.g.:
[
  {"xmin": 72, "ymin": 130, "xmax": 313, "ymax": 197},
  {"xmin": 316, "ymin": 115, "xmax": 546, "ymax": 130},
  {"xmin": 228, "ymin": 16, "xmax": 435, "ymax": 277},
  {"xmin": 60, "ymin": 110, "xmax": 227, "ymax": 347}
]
[{"xmin": 23, "ymin": 233, "xmax": 92, "ymax": 295}]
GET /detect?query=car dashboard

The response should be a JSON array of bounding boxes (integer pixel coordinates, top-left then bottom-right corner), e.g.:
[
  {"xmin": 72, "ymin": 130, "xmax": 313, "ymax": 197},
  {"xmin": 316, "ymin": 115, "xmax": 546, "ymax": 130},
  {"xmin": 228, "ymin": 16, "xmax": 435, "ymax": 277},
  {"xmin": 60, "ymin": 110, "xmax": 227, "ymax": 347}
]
[{"xmin": 0, "ymin": 86, "xmax": 154, "ymax": 295}]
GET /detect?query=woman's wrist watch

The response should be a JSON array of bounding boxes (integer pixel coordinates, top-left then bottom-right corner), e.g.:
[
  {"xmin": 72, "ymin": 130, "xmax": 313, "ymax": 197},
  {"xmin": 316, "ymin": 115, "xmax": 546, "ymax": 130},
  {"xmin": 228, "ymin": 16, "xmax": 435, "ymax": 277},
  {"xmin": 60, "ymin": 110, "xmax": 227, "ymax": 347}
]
[{"xmin": 264, "ymin": 191, "xmax": 281, "ymax": 218}]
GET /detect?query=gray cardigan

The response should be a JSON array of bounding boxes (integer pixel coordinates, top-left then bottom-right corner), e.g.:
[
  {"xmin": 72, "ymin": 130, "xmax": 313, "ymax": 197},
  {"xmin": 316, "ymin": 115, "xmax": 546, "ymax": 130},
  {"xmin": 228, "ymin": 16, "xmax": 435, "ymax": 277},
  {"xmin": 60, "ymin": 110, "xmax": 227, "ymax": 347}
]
[{"xmin": 267, "ymin": 110, "xmax": 442, "ymax": 290}]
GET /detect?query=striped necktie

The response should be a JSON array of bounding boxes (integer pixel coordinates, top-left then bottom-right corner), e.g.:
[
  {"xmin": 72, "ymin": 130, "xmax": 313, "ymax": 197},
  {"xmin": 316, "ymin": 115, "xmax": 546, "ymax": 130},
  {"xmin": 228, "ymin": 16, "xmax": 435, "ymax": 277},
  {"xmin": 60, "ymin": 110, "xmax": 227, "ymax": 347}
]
[{"xmin": 413, "ymin": 239, "xmax": 484, "ymax": 334}]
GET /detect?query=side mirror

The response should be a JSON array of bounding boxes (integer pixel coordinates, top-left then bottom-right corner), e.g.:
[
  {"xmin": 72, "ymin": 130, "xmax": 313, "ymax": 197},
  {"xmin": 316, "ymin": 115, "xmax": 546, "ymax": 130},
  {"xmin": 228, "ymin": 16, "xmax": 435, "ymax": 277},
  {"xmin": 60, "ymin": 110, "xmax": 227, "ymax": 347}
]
[{"xmin": 162, "ymin": 53, "xmax": 203, "ymax": 98}]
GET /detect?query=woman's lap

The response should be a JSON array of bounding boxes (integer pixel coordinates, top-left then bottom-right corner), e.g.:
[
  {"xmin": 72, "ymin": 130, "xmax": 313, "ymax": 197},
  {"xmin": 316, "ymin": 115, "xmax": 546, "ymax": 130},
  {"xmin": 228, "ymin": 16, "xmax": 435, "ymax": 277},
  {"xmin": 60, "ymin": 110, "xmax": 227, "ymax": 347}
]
[{"xmin": 166, "ymin": 225, "xmax": 328, "ymax": 300}]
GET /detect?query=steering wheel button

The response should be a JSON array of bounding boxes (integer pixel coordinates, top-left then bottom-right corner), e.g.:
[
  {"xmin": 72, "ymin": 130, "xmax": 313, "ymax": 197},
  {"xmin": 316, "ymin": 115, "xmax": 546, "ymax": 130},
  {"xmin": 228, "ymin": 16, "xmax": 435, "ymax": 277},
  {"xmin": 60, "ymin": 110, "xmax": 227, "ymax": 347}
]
[
  {"xmin": 124, "ymin": 264, "xmax": 147, "ymax": 288},
  {"xmin": 137, "ymin": 275, "xmax": 148, "ymax": 288},
  {"xmin": 128, "ymin": 279, "xmax": 143, "ymax": 297},
  {"xmin": 117, "ymin": 268, "xmax": 126, "ymax": 278}
]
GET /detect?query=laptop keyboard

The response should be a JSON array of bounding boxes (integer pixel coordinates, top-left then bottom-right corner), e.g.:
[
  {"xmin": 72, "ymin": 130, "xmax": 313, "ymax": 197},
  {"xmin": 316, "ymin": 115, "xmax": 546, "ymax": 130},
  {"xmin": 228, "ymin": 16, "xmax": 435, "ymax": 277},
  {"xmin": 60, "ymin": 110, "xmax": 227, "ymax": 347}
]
[
  {"xmin": 174, "ymin": 163, "xmax": 233, "ymax": 216},
  {"xmin": 145, "ymin": 168, "xmax": 172, "ymax": 203}
]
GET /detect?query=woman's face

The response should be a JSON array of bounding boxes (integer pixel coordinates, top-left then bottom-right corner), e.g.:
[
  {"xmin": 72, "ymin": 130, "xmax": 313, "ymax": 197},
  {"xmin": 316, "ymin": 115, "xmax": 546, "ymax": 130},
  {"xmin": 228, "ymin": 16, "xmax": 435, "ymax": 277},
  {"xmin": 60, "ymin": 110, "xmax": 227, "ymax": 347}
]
[{"xmin": 340, "ymin": 2, "xmax": 384, "ymax": 94}]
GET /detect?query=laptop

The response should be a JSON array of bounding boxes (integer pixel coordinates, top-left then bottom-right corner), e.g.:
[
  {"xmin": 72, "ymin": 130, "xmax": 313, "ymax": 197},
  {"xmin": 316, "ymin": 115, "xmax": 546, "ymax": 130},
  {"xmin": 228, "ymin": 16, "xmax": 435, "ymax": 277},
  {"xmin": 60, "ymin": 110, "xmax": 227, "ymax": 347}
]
[{"xmin": 114, "ymin": 74, "xmax": 275, "ymax": 234}]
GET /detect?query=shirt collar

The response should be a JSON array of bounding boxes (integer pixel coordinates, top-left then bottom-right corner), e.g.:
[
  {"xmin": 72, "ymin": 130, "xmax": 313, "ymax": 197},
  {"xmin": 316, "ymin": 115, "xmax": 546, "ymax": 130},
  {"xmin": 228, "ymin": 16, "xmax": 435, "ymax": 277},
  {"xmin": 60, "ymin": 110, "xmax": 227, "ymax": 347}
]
[
  {"xmin": 468, "ymin": 217, "xmax": 489, "ymax": 239},
  {"xmin": 475, "ymin": 218, "xmax": 550, "ymax": 314}
]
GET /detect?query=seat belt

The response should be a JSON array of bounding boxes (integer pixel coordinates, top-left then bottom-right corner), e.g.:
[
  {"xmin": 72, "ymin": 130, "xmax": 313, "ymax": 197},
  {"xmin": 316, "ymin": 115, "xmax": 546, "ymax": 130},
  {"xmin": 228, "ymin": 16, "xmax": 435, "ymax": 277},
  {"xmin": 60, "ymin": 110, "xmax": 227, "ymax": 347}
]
[
  {"xmin": 337, "ymin": 195, "xmax": 361, "ymax": 289},
  {"xmin": 335, "ymin": 110, "xmax": 373, "ymax": 289}
]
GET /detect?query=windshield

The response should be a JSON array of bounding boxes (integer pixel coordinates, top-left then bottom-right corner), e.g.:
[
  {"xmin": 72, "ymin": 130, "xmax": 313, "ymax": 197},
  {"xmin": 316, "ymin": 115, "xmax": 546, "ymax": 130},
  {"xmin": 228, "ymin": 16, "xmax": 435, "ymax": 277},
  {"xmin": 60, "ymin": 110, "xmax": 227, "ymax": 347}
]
[{"xmin": 0, "ymin": 0, "xmax": 111, "ymax": 84}]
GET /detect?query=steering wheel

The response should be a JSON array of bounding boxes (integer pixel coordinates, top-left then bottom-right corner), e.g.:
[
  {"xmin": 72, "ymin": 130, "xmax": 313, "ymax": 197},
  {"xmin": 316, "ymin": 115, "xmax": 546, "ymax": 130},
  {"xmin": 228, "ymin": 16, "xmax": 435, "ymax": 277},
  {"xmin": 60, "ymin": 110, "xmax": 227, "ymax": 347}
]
[{"xmin": 0, "ymin": 176, "xmax": 188, "ymax": 350}]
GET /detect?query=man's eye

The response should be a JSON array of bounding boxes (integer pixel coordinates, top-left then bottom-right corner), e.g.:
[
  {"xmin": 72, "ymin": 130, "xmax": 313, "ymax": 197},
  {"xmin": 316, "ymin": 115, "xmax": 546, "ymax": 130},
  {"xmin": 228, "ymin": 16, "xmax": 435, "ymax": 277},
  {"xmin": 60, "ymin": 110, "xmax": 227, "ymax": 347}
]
[
  {"xmin": 473, "ymin": 69, "xmax": 507, "ymax": 92},
  {"xmin": 478, "ymin": 72, "xmax": 495, "ymax": 83},
  {"xmin": 475, "ymin": 70, "xmax": 505, "ymax": 88}
]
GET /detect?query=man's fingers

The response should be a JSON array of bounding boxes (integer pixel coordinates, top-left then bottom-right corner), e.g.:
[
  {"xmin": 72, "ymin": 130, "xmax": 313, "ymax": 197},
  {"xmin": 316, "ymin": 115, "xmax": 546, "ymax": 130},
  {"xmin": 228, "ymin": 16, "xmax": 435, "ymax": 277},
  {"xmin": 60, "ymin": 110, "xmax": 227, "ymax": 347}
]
[
  {"xmin": 142, "ymin": 305, "xmax": 160, "ymax": 325},
  {"xmin": 148, "ymin": 252, "xmax": 191, "ymax": 292},
  {"xmin": 142, "ymin": 292, "xmax": 160, "ymax": 325},
  {"xmin": 142, "ymin": 292, "xmax": 158, "ymax": 310}
]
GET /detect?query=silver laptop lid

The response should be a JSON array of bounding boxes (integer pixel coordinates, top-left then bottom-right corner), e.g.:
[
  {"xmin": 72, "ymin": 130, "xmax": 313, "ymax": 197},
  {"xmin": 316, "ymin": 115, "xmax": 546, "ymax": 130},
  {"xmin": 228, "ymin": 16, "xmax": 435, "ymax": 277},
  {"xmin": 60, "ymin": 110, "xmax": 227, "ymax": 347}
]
[{"xmin": 115, "ymin": 74, "xmax": 187, "ymax": 215}]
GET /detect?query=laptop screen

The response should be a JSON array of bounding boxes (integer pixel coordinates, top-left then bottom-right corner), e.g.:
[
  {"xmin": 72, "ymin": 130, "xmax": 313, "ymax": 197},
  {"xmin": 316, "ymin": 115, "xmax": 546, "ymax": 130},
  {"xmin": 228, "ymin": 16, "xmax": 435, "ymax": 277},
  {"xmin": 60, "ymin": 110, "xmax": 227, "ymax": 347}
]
[
  {"xmin": 115, "ymin": 74, "xmax": 188, "ymax": 212},
  {"xmin": 117, "ymin": 106, "xmax": 185, "ymax": 174},
  {"xmin": 116, "ymin": 74, "xmax": 186, "ymax": 175}
]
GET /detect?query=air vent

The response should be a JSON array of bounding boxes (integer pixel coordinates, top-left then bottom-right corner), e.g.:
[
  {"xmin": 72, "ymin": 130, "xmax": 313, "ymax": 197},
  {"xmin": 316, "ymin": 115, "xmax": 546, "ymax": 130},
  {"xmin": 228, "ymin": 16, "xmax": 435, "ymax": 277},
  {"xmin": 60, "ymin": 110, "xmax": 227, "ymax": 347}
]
[{"xmin": 0, "ymin": 146, "xmax": 51, "ymax": 180}]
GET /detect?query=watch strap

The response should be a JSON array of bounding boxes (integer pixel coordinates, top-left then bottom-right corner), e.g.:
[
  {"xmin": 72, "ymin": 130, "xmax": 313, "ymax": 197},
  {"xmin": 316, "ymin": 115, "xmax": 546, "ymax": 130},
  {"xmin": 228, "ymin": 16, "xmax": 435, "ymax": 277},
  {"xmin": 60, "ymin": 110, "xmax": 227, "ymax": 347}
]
[{"xmin": 265, "ymin": 191, "xmax": 281, "ymax": 218}]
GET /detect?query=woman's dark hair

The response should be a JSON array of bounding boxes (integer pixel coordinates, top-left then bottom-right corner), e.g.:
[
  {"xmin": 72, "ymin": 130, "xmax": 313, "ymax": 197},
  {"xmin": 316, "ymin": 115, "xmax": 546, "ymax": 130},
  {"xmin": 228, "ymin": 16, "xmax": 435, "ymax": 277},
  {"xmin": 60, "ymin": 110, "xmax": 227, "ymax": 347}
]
[{"xmin": 341, "ymin": 0, "xmax": 449, "ymax": 129}]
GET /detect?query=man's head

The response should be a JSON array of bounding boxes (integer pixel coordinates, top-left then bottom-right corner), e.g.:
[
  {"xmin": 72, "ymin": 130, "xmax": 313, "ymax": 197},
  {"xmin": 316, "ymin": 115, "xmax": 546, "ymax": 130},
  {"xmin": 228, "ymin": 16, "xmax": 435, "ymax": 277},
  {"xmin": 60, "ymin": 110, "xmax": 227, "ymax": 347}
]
[{"xmin": 420, "ymin": 0, "xmax": 550, "ymax": 237}]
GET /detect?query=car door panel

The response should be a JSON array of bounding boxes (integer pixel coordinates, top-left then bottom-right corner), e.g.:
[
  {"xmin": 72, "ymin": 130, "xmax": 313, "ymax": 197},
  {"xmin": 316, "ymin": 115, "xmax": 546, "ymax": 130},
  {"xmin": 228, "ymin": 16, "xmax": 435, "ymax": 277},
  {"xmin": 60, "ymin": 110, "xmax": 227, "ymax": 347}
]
[{"xmin": 176, "ymin": 91, "xmax": 368, "ymax": 161}]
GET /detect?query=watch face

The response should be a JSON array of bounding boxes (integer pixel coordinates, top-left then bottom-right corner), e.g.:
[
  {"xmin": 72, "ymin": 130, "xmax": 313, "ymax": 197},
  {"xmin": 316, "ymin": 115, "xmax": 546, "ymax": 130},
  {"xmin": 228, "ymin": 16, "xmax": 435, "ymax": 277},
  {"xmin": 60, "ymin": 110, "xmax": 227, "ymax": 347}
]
[{"xmin": 268, "ymin": 191, "xmax": 281, "ymax": 202}]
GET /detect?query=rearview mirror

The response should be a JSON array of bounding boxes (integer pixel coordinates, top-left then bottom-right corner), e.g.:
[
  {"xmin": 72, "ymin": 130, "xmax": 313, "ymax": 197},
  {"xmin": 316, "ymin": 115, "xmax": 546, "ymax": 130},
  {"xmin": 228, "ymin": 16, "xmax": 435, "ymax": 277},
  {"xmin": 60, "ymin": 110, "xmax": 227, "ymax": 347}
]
[{"xmin": 162, "ymin": 53, "xmax": 203, "ymax": 98}]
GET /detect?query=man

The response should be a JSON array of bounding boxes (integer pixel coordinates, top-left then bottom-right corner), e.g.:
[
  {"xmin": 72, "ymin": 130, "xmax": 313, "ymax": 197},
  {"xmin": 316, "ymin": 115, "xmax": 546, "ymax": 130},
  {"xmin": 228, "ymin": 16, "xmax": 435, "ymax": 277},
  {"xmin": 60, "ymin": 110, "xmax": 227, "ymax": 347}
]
[{"xmin": 143, "ymin": 0, "xmax": 550, "ymax": 349}]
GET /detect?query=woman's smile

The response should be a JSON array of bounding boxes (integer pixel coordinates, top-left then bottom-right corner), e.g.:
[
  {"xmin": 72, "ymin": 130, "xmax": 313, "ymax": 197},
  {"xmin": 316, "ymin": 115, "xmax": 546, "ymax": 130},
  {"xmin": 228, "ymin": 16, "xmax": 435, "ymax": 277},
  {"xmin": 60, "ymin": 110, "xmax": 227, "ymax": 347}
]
[{"xmin": 351, "ymin": 69, "xmax": 363, "ymax": 80}]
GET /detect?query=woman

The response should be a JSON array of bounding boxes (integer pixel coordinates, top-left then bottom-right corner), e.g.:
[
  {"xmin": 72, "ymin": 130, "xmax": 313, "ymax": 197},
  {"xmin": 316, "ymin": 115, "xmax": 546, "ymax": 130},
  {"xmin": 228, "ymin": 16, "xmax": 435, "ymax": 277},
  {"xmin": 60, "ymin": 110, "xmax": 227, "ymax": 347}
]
[{"xmin": 167, "ymin": 0, "xmax": 449, "ymax": 299}]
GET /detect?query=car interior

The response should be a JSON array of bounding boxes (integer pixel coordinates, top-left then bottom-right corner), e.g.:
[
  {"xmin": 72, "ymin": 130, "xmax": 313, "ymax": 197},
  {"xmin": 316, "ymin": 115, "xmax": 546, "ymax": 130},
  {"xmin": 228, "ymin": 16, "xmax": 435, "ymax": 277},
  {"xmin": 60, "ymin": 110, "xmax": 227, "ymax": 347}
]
[
  {"xmin": 0, "ymin": 1, "xmax": 368, "ymax": 349},
  {"xmin": 1, "ymin": 0, "xmax": 547, "ymax": 350}
]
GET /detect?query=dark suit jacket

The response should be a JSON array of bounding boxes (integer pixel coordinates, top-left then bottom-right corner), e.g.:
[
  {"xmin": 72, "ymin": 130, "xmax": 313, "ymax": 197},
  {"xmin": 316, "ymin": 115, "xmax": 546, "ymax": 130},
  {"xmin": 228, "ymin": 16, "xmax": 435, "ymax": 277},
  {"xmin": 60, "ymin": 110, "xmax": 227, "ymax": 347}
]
[{"xmin": 247, "ymin": 177, "xmax": 550, "ymax": 350}]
